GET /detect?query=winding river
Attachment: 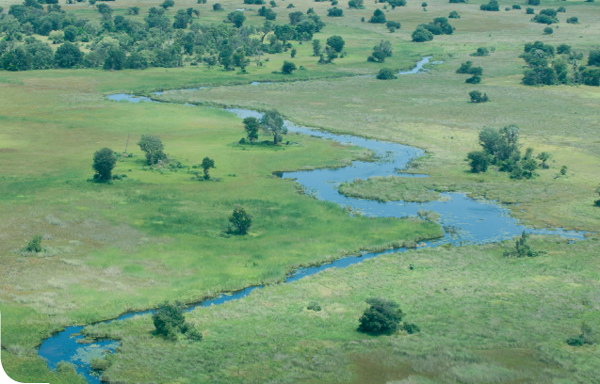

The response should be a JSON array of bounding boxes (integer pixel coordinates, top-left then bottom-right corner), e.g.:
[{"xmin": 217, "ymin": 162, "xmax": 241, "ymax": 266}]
[{"xmin": 37, "ymin": 58, "xmax": 584, "ymax": 384}]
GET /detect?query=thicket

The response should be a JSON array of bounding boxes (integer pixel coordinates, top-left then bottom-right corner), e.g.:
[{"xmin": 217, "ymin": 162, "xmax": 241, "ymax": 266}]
[
  {"xmin": 0, "ymin": 0, "xmax": 327, "ymax": 71},
  {"xmin": 357, "ymin": 298, "xmax": 419, "ymax": 335},
  {"xmin": 152, "ymin": 302, "xmax": 203, "ymax": 341},
  {"xmin": 412, "ymin": 17, "xmax": 454, "ymax": 42},
  {"xmin": 521, "ymin": 42, "xmax": 600, "ymax": 86},
  {"xmin": 467, "ymin": 125, "xmax": 553, "ymax": 179}
]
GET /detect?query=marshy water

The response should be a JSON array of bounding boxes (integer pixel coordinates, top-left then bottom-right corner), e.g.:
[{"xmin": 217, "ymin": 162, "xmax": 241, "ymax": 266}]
[{"xmin": 39, "ymin": 59, "xmax": 584, "ymax": 383}]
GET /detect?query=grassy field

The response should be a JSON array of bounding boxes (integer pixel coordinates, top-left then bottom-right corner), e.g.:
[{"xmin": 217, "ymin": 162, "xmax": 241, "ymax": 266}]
[
  {"xmin": 83, "ymin": 236, "xmax": 600, "ymax": 384},
  {"xmin": 0, "ymin": 50, "xmax": 440, "ymax": 384},
  {"xmin": 1, "ymin": 0, "xmax": 599, "ymax": 382}
]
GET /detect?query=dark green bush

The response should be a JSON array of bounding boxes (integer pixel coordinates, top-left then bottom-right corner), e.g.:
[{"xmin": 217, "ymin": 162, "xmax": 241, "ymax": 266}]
[{"xmin": 358, "ymin": 298, "xmax": 404, "ymax": 335}]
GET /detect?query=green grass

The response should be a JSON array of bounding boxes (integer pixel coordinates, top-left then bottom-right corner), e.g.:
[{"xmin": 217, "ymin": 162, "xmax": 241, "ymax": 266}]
[
  {"xmin": 82, "ymin": 237, "xmax": 600, "ymax": 384},
  {"xmin": 0, "ymin": 37, "xmax": 441, "ymax": 382},
  {"xmin": 1, "ymin": 0, "xmax": 599, "ymax": 382},
  {"xmin": 338, "ymin": 176, "xmax": 443, "ymax": 203}
]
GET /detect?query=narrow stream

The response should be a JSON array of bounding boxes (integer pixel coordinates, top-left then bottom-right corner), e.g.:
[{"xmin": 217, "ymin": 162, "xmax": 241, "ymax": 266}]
[{"xmin": 37, "ymin": 59, "xmax": 584, "ymax": 384}]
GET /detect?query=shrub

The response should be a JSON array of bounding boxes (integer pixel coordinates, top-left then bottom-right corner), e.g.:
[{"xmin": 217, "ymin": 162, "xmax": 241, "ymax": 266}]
[
  {"xmin": 456, "ymin": 61, "xmax": 473, "ymax": 73},
  {"xmin": 402, "ymin": 322, "xmax": 421, "ymax": 334},
  {"xmin": 412, "ymin": 26, "xmax": 434, "ymax": 42},
  {"xmin": 369, "ymin": 9, "xmax": 386, "ymax": 23},
  {"xmin": 567, "ymin": 322, "xmax": 594, "ymax": 346},
  {"xmin": 307, "ymin": 302, "xmax": 322, "ymax": 311},
  {"xmin": 327, "ymin": 7, "xmax": 343, "ymax": 16},
  {"xmin": 469, "ymin": 90, "xmax": 489, "ymax": 103},
  {"xmin": 544, "ymin": 27, "xmax": 553, "ymax": 34},
  {"xmin": 466, "ymin": 75, "xmax": 481, "ymax": 84},
  {"xmin": 557, "ymin": 44, "xmax": 571, "ymax": 54},
  {"xmin": 376, "ymin": 68, "xmax": 397, "ymax": 79},
  {"xmin": 557, "ymin": 6, "xmax": 566, "ymax": 12},
  {"xmin": 527, "ymin": 0, "xmax": 540, "ymax": 5},
  {"xmin": 526, "ymin": 7, "xmax": 535, "ymax": 14},
  {"xmin": 386, "ymin": 20, "xmax": 401, "ymax": 32},
  {"xmin": 212, "ymin": 3, "xmax": 223, "ymax": 11},
  {"xmin": 480, "ymin": 0, "xmax": 499, "ymax": 11},
  {"xmin": 26, "ymin": 235, "xmax": 43, "ymax": 253},
  {"xmin": 566, "ymin": 16, "xmax": 578, "ymax": 24},
  {"xmin": 348, "ymin": 0, "xmax": 364, "ymax": 8},
  {"xmin": 449, "ymin": 0, "xmax": 466, "ymax": 3},
  {"xmin": 471, "ymin": 47, "xmax": 490, "ymax": 56},
  {"xmin": 358, "ymin": 298, "xmax": 404, "ymax": 335},
  {"xmin": 588, "ymin": 50, "xmax": 600, "ymax": 66},
  {"xmin": 448, "ymin": 11, "xmax": 460, "ymax": 18},
  {"xmin": 282, "ymin": 60, "xmax": 297, "ymax": 74},
  {"xmin": 503, "ymin": 231, "xmax": 543, "ymax": 257},
  {"xmin": 512, "ymin": 4, "xmax": 521, "ymax": 9},
  {"xmin": 467, "ymin": 151, "xmax": 490, "ymax": 172}
]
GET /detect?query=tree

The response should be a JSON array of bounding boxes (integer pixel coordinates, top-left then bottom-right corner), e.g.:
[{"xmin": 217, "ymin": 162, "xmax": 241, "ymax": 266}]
[
  {"xmin": 228, "ymin": 206, "xmax": 252, "ymax": 234},
  {"xmin": 369, "ymin": 9, "xmax": 386, "ymax": 23},
  {"xmin": 138, "ymin": 135, "xmax": 165, "ymax": 165},
  {"xmin": 467, "ymin": 151, "xmax": 490, "ymax": 172},
  {"xmin": 243, "ymin": 117, "xmax": 260, "ymax": 143},
  {"xmin": 326, "ymin": 35, "xmax": 345, "ymax": 53},
  {"xmin": 368, "ymin": 40, "xmax": 392, "ymax": 62},
  {"xmin": 588, "ymin": 50, "xmax": 600, "ymax": 67},
  {"xmin": 282, "ymin": 60, "xmax": 297, "ymax": 74},
  {"xmin": 503, "ymin": 231, "xmax": 541, "ymax": 257},
  {"xmin": 376, "ymin": 68, "xmax": 396, "ymax": 80},
  {"xmin": 289, "ymin": 11, "xmax": 304, "ymax": 24},
  {"xmin": 200, "ymin": 157, "xmax": 215, "ymax": 179},
  {"xmin": 536, "ymin": 152, "xmax": 551, "ymax": 168},
  {"xmin": 412, "ymin": 26, "xmax": 433, "ymax": 42},
  {"xmin": 358, "ymin": 298, "xmax": 404, "ymax": 335},
  {"xmin": 54, "ymin": 42, "xmax": 83, "ymax": 68},
  {"xmin": 327, "ymin": 7, "xmax": 344, "ymax": 17},
  {"xmin": 161, "ymin": 0, "xmax": 175, "ymax": 9},
  {"xmin": 93, "ymin": 147, "xmax": 117, "ymax": 181},
  {"xmin": 312, "ymin": 39, "xmax": 322, "ymax": 56},
  {"xmin": 103, "ymin": 48, "xmax": 126, "ymax": 70},
  {"xmin": 261, "ymin": 109, "xmax": 287, "ymax": 144},
  {"xmin": 449, "ymin": 11, "xmax": 460, "ymax": 19},
  {"xmin": 227, "ymin": 11, "xmax": 246, "ymax": 27}
]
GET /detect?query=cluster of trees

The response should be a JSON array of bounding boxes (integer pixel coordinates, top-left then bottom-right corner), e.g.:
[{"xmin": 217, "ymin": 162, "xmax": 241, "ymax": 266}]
[
  {"xmin": 0, "ymin": 0, "xmax": 328, "ymax": 71},
  {"xmin": 503, "ymin": 231, "xmax": 544, "ymax": 258},
  {"xmin": 152, "ymin": 301, "xmax": 203, "ymax": 341},
  {"xmin": 367, "ymin": 40, "xmax": 392, "ymax": 63},
  {"xmin": 532, "ymin": 8, "xmax": 559, "ymax": 24},
  {"xmin": 480, "ymin": 0, "xmax": 500, "ymax": 11},
  {"xmin": 468, "ymin": 90, "xmax": 489, "ymax": 103},
  {"xmin": 467, "ymin": 125, "xmax": 552, "ymax": 179},
  {"xmin": 457, "ymin": 61, "xmax": 483, "ymax": 84},
  {"xmin": 242, "ymin": 109, "xmax": 287, "ymax": 145},
  {"xmin": 315, "ymin": 35, "xmax": 345, "ymax": 64},
  {"xmin": 412, "ymin": 17, "xmax": 454, "ymax": 42},
  {"xmin": 521, "ymin": 42, "xmax": 600, "ymax": 86},
  {"xmin": 357, "ymin": 298, "xmax": 420, "ymax": 335}
]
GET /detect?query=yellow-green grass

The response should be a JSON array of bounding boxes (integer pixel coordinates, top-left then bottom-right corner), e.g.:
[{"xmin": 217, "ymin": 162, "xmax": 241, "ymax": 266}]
[
  {"xmin": 82, "ymin": 237, "xmax": 600, "ymax": 384},
  {"xmin": 0, "ymin": 64, "xmax": 441, "ymax": 382}
]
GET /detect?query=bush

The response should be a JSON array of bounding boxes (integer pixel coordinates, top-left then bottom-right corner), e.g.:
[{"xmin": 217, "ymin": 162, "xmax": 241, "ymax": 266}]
[
  {"xmin": 527, "ymin": 0, "xmax": 540, "ymax": 5},
  {"xmin": 467, "ymin": 151, "xmax": 490, "ymax": 172},
  {"xmin": 526, "ymin": 7, "xmax": 535, "ymax": 14},
  {"xmin": 212, "ymin": 3, "xmax": 223, "ymax": 10},
  {"xmin": 469, "ymin": 90, "xmax": 489, "ymax": 103},
  {"xmin": 327, "ymin": 7, "xmax": 343, "ymax": 16},
  {"xmin": 480, "ymin": 0, "xmax": 499, "ymax": 11},
  {"xmin": 471, "ymin": 47, "xmax": 490, "ymax": 56},
  {"xmin": 26, "ymin": 235, "xmax": 43, "ymax": 253},
  {"xmin": 456, "ymin": 61, "xmax": 473, "ymax": 73},
  {"xmin": 307, "ymin": 302, "xmax": 322, "ymax": 311},
  {"xmin": 588, "ymin": 50, "xmax": 600, "ymax": 66},
  {"xmin": 466, "ymin": 75, "xmax": 481, "ymax": 84},
  {"xmin": 358, "ymin": 298, "xmax": 404, "ymax": 335},
  {"xmin": 566, "ymin": 16, "xmax": 578, "ymax": 24},
  {"xmin": 386, "ymin": 20, "xmax": 401, "ymax": 32},
  {"xmin": 282, "ymin": 60, "xmax": 297, "ymax": 74},
  {"xmin": 503, "ymin": 231, "xmax": 543, "ymax": 257},
  {"xmin": 402, "ymin": 322, "xmax": 421, "ymax": 334},
  {"xmin": 348, "ymin": 0, "xmax": 364, "ymax": 8},
  {"xmin": 512, "ymin": 4, "xmax": 521, "ymax": 9},
  {"xmin": 448, "ymin": 11, "xmax": 460, "ymax": 18},
  {"xmin": 376, "ymin": 68, "xmax": 397, "ymax": 80},
  {"xmin": 567, "ymin": 322, "xmax": 593, "ymax": 346},
  {"xmin": 543, "ymin": 27, "xmax": 553, "ymax": 34},
  {"xmin": 557, "ymin": 44, "xmax": 571, "ymax": 54},
  {"xmin": 412, "ymin": 27, "xmax": 434, "ymax": 42},
  {"xmin": 369, "ymin": 9, "xmax": 386, "ymax": 23},
  {"xmin": 557, "ymin": 6, "xmax": 566, "ymax": 12},
  {"xmin": 449, "ymin": 0, "xmax": 466, "ymax": 2}
]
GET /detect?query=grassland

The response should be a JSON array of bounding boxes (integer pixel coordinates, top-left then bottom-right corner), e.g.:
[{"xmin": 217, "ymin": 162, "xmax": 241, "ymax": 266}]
[
  {"xmin": 1, "ymin": 0, "xmax": 599, "ymax": 382},
  {"xmin": 83, "ymin": 237, "xmax": 600, "ymax": 384}
]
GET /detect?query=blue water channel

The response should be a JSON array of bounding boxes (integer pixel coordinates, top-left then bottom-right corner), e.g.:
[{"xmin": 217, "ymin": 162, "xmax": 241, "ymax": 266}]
[{"xmin": 38, "ymin": 59, "xmax": 585, "ymax": 384}]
